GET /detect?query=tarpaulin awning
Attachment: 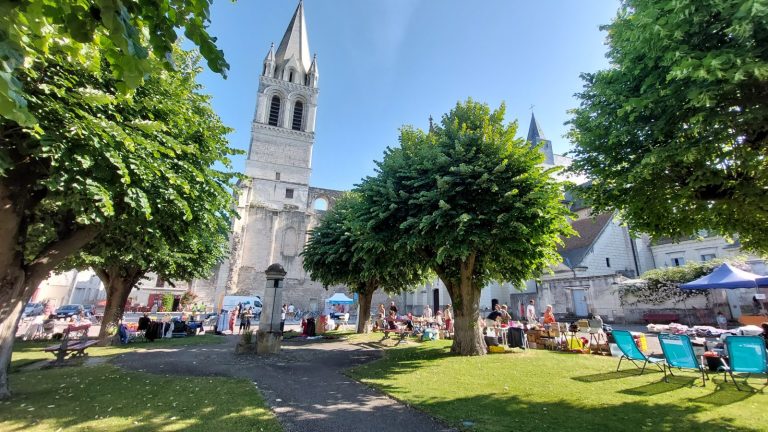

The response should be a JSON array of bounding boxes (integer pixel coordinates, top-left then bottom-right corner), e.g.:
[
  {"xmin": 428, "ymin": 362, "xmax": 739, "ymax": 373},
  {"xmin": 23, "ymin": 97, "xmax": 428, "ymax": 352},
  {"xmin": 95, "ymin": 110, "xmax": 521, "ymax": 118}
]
[
  {"xmin": 325, "ymin": 293, "xmax": 354, "ymax": 304},
  {"xmin": 680, "ymin": 263, "xmax": 763, "ymax": 290}
]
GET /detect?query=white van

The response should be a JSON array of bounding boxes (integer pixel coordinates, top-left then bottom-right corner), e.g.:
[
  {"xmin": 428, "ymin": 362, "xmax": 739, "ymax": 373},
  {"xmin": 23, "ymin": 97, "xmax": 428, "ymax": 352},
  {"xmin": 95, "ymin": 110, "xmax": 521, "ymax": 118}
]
[{"xmin": 222, "ymin": 296, "xmax": 263, "ymax": 318}]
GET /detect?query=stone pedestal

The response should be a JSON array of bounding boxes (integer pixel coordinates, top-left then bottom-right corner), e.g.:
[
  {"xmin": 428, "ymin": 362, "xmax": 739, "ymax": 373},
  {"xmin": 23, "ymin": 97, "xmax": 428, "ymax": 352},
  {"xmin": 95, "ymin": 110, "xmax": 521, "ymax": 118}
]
[
  {"xmin": 256, "ymin": 331, "xmax": 282, "ymax": 355},
  {"xmin": 257, "ymin": 263, "xmax": 287, "ymax": 355}
]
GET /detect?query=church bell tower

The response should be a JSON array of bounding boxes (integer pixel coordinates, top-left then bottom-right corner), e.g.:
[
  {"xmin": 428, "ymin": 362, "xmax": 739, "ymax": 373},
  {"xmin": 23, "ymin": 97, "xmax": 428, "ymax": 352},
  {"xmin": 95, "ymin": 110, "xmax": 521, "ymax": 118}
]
[{"xmin": 246, "ymin": 0, "xmax": 319, "ymax": 211}]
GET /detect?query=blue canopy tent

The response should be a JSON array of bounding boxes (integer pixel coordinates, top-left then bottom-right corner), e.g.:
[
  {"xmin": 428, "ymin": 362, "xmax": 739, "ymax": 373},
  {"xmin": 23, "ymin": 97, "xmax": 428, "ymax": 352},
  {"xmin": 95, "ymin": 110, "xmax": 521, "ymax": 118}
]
[
  {"xmin": 680, "ymin": 263, "xmax": 765, "ymax": 322},
  {"xmin": 680, "ymin": 263, "xmax": 761, "ymax": 290},
  {"xmin": 326, "ymin": 293, "xmax": 354, "ymax": 304}
]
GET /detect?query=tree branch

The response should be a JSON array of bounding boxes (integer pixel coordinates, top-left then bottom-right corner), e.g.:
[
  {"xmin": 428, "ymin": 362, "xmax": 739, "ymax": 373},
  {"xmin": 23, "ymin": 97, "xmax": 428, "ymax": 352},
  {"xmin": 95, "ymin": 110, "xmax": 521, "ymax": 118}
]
[{"xmin": 26, "ymin": 225, "xmax": 100, "ymax": 283}]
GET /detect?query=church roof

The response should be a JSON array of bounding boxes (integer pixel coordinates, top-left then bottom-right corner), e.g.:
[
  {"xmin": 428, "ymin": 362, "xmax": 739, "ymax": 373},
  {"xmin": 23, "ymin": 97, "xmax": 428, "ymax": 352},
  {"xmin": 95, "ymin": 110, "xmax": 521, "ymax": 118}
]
[
  {"xmin": 275, "ymin": 0, "xmax": 311, "ymax": 71},
  {"xmin": 527, "ymin": 112, "xmax": 546, "ymax": 144}
]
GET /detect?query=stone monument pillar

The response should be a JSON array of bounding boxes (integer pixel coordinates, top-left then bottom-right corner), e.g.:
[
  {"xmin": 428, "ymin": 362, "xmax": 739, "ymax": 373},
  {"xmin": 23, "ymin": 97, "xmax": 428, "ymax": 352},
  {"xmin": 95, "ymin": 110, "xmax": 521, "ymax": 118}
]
[{"xmin": 256, "ymin": 263, "xmax": 286, "ymax": 354}]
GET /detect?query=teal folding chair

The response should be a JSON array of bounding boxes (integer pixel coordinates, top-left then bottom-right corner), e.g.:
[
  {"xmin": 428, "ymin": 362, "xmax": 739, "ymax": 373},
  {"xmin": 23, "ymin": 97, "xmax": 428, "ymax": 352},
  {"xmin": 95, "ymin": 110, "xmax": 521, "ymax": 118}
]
[
  {"xmin": 657, "ymin": 333, "xmax": 707, "ymax": 386},
  {"xmin": 720, "ymin": 336, "xmax": 768, "ymax": 391},
  {"xmin": 613, "ymin": 330, "xmax": 665, "ymax": 375}
]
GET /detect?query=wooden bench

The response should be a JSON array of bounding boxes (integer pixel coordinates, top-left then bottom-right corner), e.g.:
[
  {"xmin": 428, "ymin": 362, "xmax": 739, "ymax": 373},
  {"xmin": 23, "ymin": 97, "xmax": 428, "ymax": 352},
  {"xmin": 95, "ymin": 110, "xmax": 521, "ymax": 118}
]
[
  {"xmin": 642, "ymin": 313, "xmax": 680, "ymax": 323},
  {"xmin": 381, "ymin": 324, "xmax": 412, "ymax": 344},
  {"xmin": 43, "ymin": 323, "xmax": 98, "ymax": 365}
]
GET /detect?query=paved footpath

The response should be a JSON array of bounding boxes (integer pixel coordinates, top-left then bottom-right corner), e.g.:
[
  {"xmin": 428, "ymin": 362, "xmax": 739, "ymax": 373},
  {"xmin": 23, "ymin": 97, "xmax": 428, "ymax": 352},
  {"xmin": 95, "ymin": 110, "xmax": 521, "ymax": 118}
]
[{"xmin": 113, "ymin": 336, "xmax": 456, "ymax": 432}]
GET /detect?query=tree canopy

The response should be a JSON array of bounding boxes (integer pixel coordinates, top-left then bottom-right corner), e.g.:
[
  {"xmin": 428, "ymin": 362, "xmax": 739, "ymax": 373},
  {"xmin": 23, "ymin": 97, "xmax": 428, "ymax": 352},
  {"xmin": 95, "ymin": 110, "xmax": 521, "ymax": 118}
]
[
  {"xmin": 0, "ymin": 45, "xmax": 237, "ymax": 396},
  {"xmin": 1, "ymin": 0, "xmax": 228, "ymax": 126},
  {"xmin": 567, "ymin": 0, "xmax": 768, "ymax": 252},
  {"xmin": 302, "ymin": 193, "xmax": 428, "ymax": 333},
  {"xmin": 358, "ymin": 99, "xmax": 574, "ymax": 354},
  {"xmin": 61, "ymin": 48, "xmax": 238, "ymax": 340}
]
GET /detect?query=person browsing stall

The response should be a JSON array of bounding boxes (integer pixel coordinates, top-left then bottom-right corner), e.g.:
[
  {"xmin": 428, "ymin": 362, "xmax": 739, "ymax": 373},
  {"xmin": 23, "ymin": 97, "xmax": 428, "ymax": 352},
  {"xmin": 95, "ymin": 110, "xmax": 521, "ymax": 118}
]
[{"xmin": 543, "ymin": 305, "xmax": 556, "ymax": 324}]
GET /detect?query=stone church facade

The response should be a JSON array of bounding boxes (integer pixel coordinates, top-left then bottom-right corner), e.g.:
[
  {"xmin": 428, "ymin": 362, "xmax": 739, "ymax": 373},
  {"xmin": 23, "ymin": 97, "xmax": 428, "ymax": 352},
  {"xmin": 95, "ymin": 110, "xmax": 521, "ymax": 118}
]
[{"xmin": 205, "ymin": 2, "xmax": 353, "ymax": 312}]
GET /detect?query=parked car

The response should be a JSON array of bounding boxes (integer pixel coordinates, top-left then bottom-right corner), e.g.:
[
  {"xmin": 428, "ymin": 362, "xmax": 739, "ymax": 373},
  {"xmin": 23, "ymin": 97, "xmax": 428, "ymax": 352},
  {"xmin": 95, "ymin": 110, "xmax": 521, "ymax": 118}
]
[
  {"xmin": 22, "ymin": 302, "xmax": 44, "ymax": 317},
  {"xmin": 55, "ymin": 304, "xmax": 84, "ymax": 319}
]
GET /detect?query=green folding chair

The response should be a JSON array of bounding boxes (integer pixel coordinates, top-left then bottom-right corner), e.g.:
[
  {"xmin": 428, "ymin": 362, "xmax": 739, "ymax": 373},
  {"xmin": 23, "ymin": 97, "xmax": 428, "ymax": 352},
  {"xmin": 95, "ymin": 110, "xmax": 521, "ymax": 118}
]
[
  {"xmin": 613, "ymin": 330, "xmax": 665, "ymax": 375},
  {"xmin": 657, "ymin": 333, "xmax": 707, "ymax": 386},
  {"xmin": 720, "ymin": 335, "xmax": 768, "ymax": 391}
]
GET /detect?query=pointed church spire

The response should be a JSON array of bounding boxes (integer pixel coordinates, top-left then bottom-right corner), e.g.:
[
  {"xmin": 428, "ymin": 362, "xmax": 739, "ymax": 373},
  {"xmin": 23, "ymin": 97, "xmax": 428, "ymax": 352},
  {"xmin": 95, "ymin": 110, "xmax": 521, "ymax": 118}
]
[
  {"xmin": 527, "ymin": 112, "xmax": 545, "ymax": 144},
  {"xmin": 307, "ymin": 53, "xmax": 319, "ymax": 87},
  {"xmin": 275, "ymin": 0, "xmax": 311, "ymax": 72},
  {"xmin": 262, "ymin": 43, "xmax": 275, "ymax": 77}
]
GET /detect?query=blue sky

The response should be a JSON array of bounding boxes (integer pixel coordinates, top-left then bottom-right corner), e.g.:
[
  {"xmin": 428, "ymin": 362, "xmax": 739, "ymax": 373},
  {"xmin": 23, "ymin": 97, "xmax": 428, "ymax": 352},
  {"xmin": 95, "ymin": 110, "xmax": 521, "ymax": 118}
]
[{"xmin": 197, "ymin": 0, "xmax": 620, "ymax": 191}]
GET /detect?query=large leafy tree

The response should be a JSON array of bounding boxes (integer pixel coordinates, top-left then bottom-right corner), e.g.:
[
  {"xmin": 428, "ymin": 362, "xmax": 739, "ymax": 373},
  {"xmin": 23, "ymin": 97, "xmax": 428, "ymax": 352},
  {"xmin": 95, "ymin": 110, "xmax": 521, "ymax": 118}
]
[
  {"xmin": 302, "ymin": 193, "xmax": 427, "ymax": 334},
  {"xmin": 64, "ymin": 50, "xmax": 237, "ymax": 343},
  {"xmin": 358, "ymin": 100, "xmax": 574, "ymax": 355},
  {"xmin": 568, "ymin": 0, "xmax": 768, "ymax": 252},
  {"xmin": 0, "ymin": 47, "xmax": 236, "ymax": 398},
  {"xmin": 1, "ymin": 0, "xmax": 228, "ymax": 126}
]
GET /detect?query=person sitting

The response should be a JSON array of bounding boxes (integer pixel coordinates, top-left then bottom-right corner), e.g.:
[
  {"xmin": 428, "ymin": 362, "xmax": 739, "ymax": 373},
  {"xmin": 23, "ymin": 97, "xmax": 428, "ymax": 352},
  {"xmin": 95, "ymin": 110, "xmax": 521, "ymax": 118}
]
[
  {"xmin": 486, "ymin": 304, "xmax": 502, "ymax": 322},
  {"xmin": 386, "ymin": 310, "xmax": 398, "ymax": 330},
  {"xmin": 543, "ymin": 305, "xmax": 556, "ymax": 324},
  {"xmin": 716, "ymin": 311, "xmax": 728, "ymax": 330}
]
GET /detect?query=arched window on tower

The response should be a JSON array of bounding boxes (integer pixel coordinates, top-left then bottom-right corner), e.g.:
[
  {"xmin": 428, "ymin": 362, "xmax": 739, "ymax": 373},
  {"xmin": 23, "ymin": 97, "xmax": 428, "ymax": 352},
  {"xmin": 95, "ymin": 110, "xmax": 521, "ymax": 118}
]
[
  {"xmin": 292, "ymin": 101, "xmax": 304, "ymax": 131},
  {"xmin": 288, "ymin": 69, "xmax": 294, "ymax": 83},
  {"xmin": 304, "ymin": 74, "xmax": 309, "ymax": 86},
  {"xmin": 268, "ymin": 95, "xmax": 281, "ymax": 127}
]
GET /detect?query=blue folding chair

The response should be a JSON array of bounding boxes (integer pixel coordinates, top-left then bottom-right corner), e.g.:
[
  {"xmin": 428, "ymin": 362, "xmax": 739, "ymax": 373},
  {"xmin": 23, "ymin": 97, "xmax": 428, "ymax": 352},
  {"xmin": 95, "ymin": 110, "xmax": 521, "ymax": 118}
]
[
  {"xmin": 613, "ymin": 330, "xmax": 665, "ymax": 375},
  {"xmin": 720, "ymin": 335, "xmax": 768, "ymax": 391},
  {"xmin": 657, "ymin": 333, "xmax": 707, "ymax": 386}
]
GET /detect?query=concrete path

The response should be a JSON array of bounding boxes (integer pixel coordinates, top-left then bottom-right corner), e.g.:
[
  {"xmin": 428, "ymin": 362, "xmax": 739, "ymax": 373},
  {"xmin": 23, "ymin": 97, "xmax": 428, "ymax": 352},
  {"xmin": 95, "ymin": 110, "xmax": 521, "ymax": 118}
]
[{"xmin": 113, "ymin": 336, "xmax": 455, "ymax": 432}]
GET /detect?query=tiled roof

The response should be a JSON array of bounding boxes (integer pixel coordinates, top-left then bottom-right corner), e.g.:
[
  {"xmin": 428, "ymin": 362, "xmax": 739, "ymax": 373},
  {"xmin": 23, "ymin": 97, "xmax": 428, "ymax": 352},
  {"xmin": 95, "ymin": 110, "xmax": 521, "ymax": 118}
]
[{"xmin": 558, "ymin": 212, "xmax": 614, "ymax": 267}]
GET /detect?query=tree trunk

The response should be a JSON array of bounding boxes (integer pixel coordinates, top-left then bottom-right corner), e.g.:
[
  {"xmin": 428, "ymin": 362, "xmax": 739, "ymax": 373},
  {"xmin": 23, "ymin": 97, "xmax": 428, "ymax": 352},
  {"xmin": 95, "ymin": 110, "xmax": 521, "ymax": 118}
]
[
  {"xmin": 356, "ymin": 285, "xmax": 375, "ymax": 334},
  {"xmin": 439, "ymin": 254, "xmax": 485, "ymax": 356},
  {"xmin": 95, "ymin": 267, "xmax": 143, "ymax": 345},
  {"xmin": 0, "ymin": 269, "xmax": 26, "ymax": 400}
]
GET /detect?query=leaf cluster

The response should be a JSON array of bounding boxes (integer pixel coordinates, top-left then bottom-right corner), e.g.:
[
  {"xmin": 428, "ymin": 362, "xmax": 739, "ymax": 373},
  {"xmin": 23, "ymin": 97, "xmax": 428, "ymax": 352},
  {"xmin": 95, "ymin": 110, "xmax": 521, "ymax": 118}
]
[
  {"xmin": 2, "ymin": 44, "xmax": 239, "ymax": 283},
  {"xmin": 357, "ymin": 99, "xmax": 575, "ymax": 289},
  {"xmin": 1, "ymin": 0, "xmax": 228, "ymax": 126},
  {"xmin": 568, "ymin": 0, "xmax": 768, "ymax": 252},
  {"xmin": 302, "ymin": 193, "xmax": 428, "ymax": 295}
]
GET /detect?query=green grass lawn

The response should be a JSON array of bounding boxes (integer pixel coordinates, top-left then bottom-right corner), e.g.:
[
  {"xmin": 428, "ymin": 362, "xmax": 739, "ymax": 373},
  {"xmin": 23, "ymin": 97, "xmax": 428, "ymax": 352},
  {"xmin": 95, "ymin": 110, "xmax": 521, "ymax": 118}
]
[
  {"xmin": 348, "ymin": 339, "xmax": 767, "ymax": 432},
  {"xmin": 4, "ymin": 335, "xmax": 282, "ymax": 431},
  {"xmin": 1, "ymin": 365, "xmax": 282, "ymax": 432},
  {"xmin": 10, "ymin": 334, "xmax": 225, "ymax": 372}
]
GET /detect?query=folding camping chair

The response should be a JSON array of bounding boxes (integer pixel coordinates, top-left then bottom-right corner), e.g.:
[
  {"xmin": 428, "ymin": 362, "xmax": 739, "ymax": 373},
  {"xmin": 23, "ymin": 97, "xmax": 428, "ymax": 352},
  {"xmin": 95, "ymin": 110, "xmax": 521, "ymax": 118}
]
[
  {"xmin": 720, "ymin": 335, "xmax": 768, "ymax": 391},
  {"xmin": 613, "ymin": 330, "xmax": 665, "ymax": 375},
  {"xmin": 657, "ymin": 333, "xmax": 708, "ymax": 386}
]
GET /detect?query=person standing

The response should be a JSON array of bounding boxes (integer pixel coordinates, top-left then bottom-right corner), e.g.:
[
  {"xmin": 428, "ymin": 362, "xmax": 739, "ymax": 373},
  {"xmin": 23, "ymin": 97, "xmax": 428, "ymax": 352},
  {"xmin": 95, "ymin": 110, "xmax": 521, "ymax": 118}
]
[
  {"xmin": 288, "ymin": 303, "xmax": 295, "ymax": 319},
  {"xmin": 543, "ymin": 305, "xmax": 556, "ymax": 324},
  {"xmin": 500, "ymin": 304, "xmax": 512, "ymax": 325},
  {"xmin": 526, "ymin": 299, "xmax": 538, "ymax": 323},
  {"xmin": 389, "ymin": 301, "xmax": 398, "ymax": 316},
  {"xmin": 444, "ymin": 305, "xmax": 453, "ymax": 333},
  {"xmin": 423, "ymin": 304, "xmax": 433, "ymax": 319},
  {"xmin": 280, "ymin": 304, "xmax": 287, "ymax": 333}
]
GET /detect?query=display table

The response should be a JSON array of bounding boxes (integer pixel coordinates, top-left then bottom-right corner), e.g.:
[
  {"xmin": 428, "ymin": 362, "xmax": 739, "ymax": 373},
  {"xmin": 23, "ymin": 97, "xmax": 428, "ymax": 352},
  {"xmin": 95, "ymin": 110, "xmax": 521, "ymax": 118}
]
[{"xmin": 738, "ymin": 315, "xmax": 767, "ymax": 326}]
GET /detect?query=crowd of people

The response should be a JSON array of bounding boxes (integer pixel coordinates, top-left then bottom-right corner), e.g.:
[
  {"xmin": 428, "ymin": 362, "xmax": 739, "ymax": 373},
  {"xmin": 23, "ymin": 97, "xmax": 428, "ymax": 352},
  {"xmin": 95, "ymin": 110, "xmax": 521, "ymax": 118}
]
[{"xmin": 372, "ymin": 301, "xmax": 454, "ymax": 337}]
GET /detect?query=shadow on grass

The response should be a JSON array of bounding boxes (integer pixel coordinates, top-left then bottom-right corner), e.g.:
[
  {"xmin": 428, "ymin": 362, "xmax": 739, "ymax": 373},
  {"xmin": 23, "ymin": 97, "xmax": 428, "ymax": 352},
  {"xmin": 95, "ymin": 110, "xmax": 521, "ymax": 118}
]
[
  {"xmin": 691, "ymin": 377, "xmax": 764, "ymax": 406},
  {"xmin": 620, "ymin": 376, "xmax": 697, "ymax": 396},
  {"xmin": 572, "ymin": 370, "xmax": 651, "ymax": 383},
  {"xmin": 350, "ymin": 343, "xmax": 763, "ymax": 432},
  {"xmin": 2, "ymin": 364, "xmax": 280, "ymax": 432},
  {"xmin": 369, "ymin": 389, "xmax": 756, "ymax": 432}
]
